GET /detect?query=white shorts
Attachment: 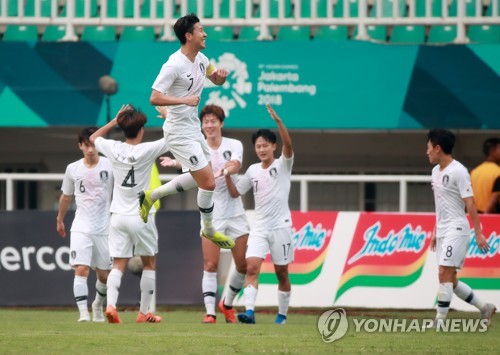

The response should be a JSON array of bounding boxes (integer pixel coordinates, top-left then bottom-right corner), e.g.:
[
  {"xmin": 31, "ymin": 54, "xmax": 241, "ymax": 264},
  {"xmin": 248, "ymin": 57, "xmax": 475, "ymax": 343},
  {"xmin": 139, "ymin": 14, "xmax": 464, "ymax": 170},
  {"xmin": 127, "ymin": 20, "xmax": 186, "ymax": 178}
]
[
  {"xmin": 70, "ymin": 232, "xmax": 112, "ymax": 270},
  {"xmin": 109, "ymin": 213, "xmax": 158, "ymax": 258},
  {"xmin": 165, "ymin": 131, "xmax": 210, "ymax": 172},
  {"xmin": 246, "ymin": 227, "xmax": 294, "ymax": 265},
  {"xmin": 199, "ymin": 214, "xmax": 250, "ymax": 241},
  {"xmin": 436, "ymin": 235, "xmax": 470, "ymax": 269}
]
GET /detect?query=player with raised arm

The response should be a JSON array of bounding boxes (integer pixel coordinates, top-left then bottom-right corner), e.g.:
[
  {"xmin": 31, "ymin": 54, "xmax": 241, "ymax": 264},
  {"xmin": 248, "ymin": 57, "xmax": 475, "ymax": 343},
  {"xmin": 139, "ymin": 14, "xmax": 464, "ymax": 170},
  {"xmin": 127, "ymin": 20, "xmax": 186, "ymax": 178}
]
[
  {"xmin": 138, "ymin": 13, "xmax": 235, "ymax": 250},
  {"xmin": 426, "ymin": 129, "xmax": 496, "ymax": 328},
  {"xmin": 57, "ymin": 127, "xmax": 113, "ymax": 322},
  {"xmin": 90, "ymin": 104, "xmax": 168, "ymax": 324},
  {"xmin": 225, "ymin": 105, "xmax": 294, "ymax": 325}
]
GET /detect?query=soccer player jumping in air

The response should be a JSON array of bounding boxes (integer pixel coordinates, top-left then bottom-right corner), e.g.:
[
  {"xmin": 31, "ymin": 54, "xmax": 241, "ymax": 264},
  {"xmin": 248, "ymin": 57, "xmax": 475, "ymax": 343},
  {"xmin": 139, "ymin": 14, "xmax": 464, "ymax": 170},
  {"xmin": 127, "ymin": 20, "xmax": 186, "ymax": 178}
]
[{"xmin": 139, "ymin": 13, "xmax": 234, "ymax": 250}]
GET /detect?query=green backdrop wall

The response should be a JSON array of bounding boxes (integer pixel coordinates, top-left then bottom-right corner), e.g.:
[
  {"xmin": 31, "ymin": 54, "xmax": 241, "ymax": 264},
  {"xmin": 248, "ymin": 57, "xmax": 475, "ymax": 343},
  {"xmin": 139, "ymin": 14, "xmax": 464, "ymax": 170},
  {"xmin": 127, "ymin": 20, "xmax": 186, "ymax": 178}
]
[{"xmin": 1, "ymin": 41, "xmax": 500, "ymax": 129}]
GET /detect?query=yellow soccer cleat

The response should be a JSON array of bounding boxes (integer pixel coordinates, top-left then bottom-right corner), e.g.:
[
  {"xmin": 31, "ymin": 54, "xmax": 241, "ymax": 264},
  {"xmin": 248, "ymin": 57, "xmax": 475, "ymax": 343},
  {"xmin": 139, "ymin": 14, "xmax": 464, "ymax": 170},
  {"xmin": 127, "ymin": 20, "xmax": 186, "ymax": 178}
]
[
  {"xmin": 201, "ymin": 230, "xmax": 235, "ymax": 249},
  {"xmin": 138, "ymin": 190, "xmax": 154, "ymax": 223}
]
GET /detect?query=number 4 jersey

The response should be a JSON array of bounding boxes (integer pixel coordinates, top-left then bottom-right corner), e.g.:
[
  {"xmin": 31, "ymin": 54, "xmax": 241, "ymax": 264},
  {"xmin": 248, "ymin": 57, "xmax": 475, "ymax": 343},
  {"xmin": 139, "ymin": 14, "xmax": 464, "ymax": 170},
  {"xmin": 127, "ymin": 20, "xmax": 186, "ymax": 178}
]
[
  {"xmin": 95, "ymin": 137, "xmax": 169, "ymax": 215},
  {"xmin": 61, "ymin": 157, "xmax": 113, "ymax": 235}
]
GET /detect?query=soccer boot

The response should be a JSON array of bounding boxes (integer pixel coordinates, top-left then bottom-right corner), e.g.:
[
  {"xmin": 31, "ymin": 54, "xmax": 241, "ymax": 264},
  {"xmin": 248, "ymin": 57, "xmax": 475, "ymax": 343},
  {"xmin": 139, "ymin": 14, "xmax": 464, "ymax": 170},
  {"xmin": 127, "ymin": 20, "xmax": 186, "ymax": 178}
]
[
  {"xmin": 202, "ymin": 314, "xmax": 216, "ymax": 324},
  {"xmin": 138, "ymin": 190, "xmax": 154, "ymax": 223},
  {"xmin": 275, "ymin": 313, "xmax": 287, "ymax": 325},
  {"xmin": 105, "ymin": 305, "xmax": 122, "ymax": 324},
  {"xmin": 480, "ymin": 303, "xmax": 497, "ymax": 326},
  {"xmin": 201, "ymin": 230, "xmax": 235, "ymax": 249},
  {"xmin": 237, "ymin": 310, "xmax": 256, "ymax": 324},
  {"xmin": 136, "ymin": 312, "xmax": 162, "ymax": 323},
  {"xmin": 78, "ymin": 311, "xmax": 90, "ymax": 322},
  {"xmin": 218, "ymin": 299, "xmax": 237, "ymax": 324},
  {"xmin": 91, "ymin": 300, "xmax": 105, "ymax": 322}
]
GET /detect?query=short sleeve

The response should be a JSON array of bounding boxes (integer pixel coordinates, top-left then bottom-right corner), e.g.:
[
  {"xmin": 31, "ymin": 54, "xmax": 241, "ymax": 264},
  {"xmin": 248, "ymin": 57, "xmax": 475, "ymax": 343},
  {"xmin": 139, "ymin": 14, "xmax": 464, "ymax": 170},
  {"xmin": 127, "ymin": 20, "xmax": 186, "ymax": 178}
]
[
  {"xmin": 456, "ymin": 167, "xmax": 473, "ymax": 199},
  {"xmin": 152, "ymin": 61, "xmax": 178, "ymax": 93},
  {"xmin": 61, "ymin": 165, "xmax": 74, "ymax": 196}
]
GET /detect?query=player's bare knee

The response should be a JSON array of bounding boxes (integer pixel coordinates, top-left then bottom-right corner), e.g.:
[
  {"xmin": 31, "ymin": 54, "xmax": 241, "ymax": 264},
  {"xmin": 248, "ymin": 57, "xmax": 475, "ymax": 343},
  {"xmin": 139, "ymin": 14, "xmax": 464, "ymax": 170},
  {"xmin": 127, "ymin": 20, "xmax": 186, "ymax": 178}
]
[
  {"xmin": 74, "ymin": 265, "xmax": 90, "ymax": 277},
  {"xmin": 203, "ymin": 260, "xmax": 218, "ymax": 272}
]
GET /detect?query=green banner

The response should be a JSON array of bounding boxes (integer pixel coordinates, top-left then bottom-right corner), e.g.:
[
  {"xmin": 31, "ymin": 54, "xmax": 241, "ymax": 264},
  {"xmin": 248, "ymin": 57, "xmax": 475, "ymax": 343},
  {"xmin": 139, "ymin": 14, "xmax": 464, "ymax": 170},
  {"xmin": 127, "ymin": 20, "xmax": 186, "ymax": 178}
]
[{"xmin": 1, "ymin": 41, "xmax": 499, "ymax": 129}]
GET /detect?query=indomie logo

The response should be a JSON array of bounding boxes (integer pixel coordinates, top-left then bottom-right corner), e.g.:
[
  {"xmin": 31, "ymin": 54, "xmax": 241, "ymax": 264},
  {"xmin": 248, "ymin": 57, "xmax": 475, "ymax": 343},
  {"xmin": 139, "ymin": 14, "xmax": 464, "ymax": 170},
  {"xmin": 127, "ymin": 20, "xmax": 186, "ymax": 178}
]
[
  {"xmin": 292, "ymin": 222, "xmax": 329, "ymax": 251},
  {"xmin": 348, "ymin": 222, "xmax": 428, "ymax": 265}
]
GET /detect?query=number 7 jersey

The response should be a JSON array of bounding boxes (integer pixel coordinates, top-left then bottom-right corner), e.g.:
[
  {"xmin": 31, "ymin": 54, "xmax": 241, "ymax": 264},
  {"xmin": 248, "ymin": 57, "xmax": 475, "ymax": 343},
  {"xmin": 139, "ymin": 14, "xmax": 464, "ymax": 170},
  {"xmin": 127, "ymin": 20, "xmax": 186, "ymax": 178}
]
[{"xmin": 95, "ymin": 137, "xmax": 169, "ymax": 215}]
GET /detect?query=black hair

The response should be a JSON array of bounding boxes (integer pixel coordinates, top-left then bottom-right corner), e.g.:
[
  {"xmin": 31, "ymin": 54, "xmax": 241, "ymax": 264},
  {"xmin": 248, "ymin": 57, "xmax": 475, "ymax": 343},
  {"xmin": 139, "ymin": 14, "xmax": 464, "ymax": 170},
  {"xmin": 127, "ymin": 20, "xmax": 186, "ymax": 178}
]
[
  {"xmin": 78, "ymin": 127, "xmax": 98, "ymax": 144},
  {"xmin": 427, "ymin": 129, "xmax": 455, "ymax": 155},
  {"xmin": 174, "ymin": 13, "xmax": 200, "ymax": 45},
  {"xmin": 482, "ymin": 137, "xmax": 500, "ymax": 157},
  {"xmin": 252, "ymin": 129, "xmax": 277, "ymax": 145}
]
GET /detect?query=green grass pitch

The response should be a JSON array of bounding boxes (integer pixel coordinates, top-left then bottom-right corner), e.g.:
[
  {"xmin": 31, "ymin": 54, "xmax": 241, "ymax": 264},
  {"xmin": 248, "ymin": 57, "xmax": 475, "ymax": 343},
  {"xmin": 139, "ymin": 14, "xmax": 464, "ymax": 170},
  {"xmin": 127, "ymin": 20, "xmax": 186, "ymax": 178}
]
[{"xmin": 0, "ymin": 308, "xmax": 497, "ymax": 354}]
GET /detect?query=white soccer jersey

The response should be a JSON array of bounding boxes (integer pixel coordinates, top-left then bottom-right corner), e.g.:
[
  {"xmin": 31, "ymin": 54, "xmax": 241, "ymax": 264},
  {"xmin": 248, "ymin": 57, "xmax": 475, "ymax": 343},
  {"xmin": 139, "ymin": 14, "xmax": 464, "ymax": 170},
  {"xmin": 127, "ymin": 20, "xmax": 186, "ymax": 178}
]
[
  {"xmin": 237, "ymin": 154, "xmax": 294, "ymax": 231},
  {"xmin": 211, "ymin": 137, "xmax": 246, "ymax": 219},
  {"xmin": 95, "ymin": 137, "xmax": 168, "ymax": 215},
  {"xmin": 61, "ymin": 157, "xmax": 113, "ymax": 235},
  {"xmin": 431, "ymin": 159, "xmax": 474, "ymax": 238},
  {"xmin": 152, "ymin": 50, "xmax": 212, "ymax": 135}
]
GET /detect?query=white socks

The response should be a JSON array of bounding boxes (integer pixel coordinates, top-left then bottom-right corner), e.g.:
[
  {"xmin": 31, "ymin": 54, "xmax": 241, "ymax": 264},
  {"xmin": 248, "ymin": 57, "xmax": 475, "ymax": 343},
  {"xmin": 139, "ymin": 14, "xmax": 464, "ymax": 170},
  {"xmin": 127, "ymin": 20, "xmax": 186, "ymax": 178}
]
[
  {"xmin": 198, "ymin": 188, "xmax": 215, "ymax": 235},
  {"xmin": 151, "ymin": 173, "xmax": 197, "ymax": 201},
  {"xmin": 94, "ymin": 279, "xmax": 107, "ymax": 306},
  {"xmin": 454, "ymin": 281, "xmax": 485, "ymax": 310},
  {"xmin": 278, "ymin": 290, "xmax": 291, "ymax": 316},
  {"xmin": 106, "ymin": 269, "xmax": 123, "ymax": 308},
  {"xmin": 244, "ymin": 285, "xmax": 258, "ymax": 312},
  {"xmin": 202, "ymin": 271, "xmax": 217, "ymax": 316},
  {"xmin": 436, "ymin": 282, "xmax": 453, "ymax": 320},
  {"xmin": 74, "ymin": 276, "xmax": 88, "ymax": 314},
  {"xmin": 223, "ymin": 271, "xmax": 246, "ymax": 307},
  {"xmin": 139, "ymin": 270, "xmax": 156, "ymax": 315}
]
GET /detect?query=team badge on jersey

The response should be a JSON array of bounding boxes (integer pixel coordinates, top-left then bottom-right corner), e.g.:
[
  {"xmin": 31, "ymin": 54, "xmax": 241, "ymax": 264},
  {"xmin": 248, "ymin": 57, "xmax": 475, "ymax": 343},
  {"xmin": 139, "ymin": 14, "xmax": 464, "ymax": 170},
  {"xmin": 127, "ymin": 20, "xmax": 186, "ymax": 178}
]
[
  {"xmin": 71, "ymin": 251, "xmax": 77, "ymax": 260},
  {"xmin": 190, "ymin": 155, "xmax": 199, "ymax": 166},
  {"xmin": 269, "ymin": 167, "xmax": 278, "ymax": 178},
  {"xmin": 442, "ymin": 175, "xmax": 449, "ymax": 186},
  {"xmin": 223, "ymin": 150, "xmax": 232, "ymax": 161},
  {"xmin": 100, "ymin": 170, "xmax": 109, "ymax": 181},
  {"xmin": 199, "ymin": 63, "xmax": 206, "ymax": 76}
]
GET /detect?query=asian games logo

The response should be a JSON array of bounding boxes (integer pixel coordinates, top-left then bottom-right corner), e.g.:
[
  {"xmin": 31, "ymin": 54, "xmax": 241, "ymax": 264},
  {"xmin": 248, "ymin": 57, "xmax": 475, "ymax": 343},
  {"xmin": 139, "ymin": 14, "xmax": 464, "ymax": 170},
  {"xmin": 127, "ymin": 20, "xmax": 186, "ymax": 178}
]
[{"xmin": 205, "ymin": 53, "xmax": 252, "ymax": 117}]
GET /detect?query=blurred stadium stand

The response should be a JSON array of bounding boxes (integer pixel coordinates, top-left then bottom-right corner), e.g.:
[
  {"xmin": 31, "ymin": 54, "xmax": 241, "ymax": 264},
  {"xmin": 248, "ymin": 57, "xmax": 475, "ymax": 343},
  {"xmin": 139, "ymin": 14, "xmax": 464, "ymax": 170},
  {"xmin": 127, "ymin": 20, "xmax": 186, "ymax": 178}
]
[{"xmin": 1, "ymin": 0, "xmax": 500, "ymax": 43}]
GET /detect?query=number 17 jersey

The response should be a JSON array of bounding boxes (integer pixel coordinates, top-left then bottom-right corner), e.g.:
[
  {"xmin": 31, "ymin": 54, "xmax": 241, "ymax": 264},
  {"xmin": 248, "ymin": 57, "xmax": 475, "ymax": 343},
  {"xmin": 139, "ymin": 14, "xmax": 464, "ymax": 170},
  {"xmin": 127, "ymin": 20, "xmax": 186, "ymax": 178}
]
[{"xmin": 237, "ymin": 154, "xmax": 294, "ymax": 231}]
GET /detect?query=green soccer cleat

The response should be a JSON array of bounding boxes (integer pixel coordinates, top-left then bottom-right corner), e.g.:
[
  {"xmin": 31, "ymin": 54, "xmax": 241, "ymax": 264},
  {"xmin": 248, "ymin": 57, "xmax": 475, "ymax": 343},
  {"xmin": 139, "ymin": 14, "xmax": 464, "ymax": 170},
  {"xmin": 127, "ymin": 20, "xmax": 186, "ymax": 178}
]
[
  {"xmin": 138, "ymin": 190, "xmax": 153, "ymax": 223},
  {"xmin": 201, "ymin": 230, "xmax": 235, "ymax": 249}
]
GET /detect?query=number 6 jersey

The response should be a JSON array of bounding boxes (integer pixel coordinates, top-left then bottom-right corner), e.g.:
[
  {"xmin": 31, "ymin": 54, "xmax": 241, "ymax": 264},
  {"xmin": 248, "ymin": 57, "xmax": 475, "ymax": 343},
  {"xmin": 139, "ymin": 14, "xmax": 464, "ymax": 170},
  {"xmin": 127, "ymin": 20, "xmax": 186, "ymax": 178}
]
[{"xmin": 61, "ymin": 157, "xmax": 113, "ymax": 235}]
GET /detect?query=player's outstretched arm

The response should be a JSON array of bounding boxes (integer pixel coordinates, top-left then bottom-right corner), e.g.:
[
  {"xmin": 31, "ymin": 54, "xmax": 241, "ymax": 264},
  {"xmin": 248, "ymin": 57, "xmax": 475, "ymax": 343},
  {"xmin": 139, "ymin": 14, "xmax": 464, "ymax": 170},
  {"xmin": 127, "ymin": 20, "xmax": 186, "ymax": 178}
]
[
  {"xmin": 150, "ymin": 90, "xmax": 200, "ymax": 107},
  {"xmin": 90, "ymin": 104, "xmax": 131, "ymax": 144},
  {"xmin": 56, "ymin": 194, "xmax": 72, "ymax": 238},
  {"xmin": 266, "ymin": 104, "xmax": 293, "ymax": 159},
  {"xmin": 464, "ymin": 196, "xmax": 490, "ymax": 253}
]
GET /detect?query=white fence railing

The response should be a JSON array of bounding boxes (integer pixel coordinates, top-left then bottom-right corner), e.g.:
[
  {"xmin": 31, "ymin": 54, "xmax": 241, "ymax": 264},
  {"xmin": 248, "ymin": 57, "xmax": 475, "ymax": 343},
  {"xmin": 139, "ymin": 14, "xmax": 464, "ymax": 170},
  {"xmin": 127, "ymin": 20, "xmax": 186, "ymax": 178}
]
[
  {"xmin": 0, "ymin": 0, "xmax": 499, "ymax": 42},
  {"xmin": 0, "ymin": 172, "xmax": 431, "ymax": 212}
]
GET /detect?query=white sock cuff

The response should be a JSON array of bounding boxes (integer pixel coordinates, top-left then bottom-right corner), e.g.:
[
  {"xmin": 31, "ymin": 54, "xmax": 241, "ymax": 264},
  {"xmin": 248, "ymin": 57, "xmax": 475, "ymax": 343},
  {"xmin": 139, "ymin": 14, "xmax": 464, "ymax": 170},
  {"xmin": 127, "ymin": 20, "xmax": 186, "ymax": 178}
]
[
  {"xmin": 142, "ymin": 269, "xmax": 156, "ymax": 280},
  {"xmin": 109, "ymin": 269, "xmax": 123, "ymax": 281},
  {"xmin": 203, "ymin": 271, "xmax": 217, "ymax": 280},
  {"xmin": 75, "ymin": 275, "xmax": 87, "ymax": 282}
]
